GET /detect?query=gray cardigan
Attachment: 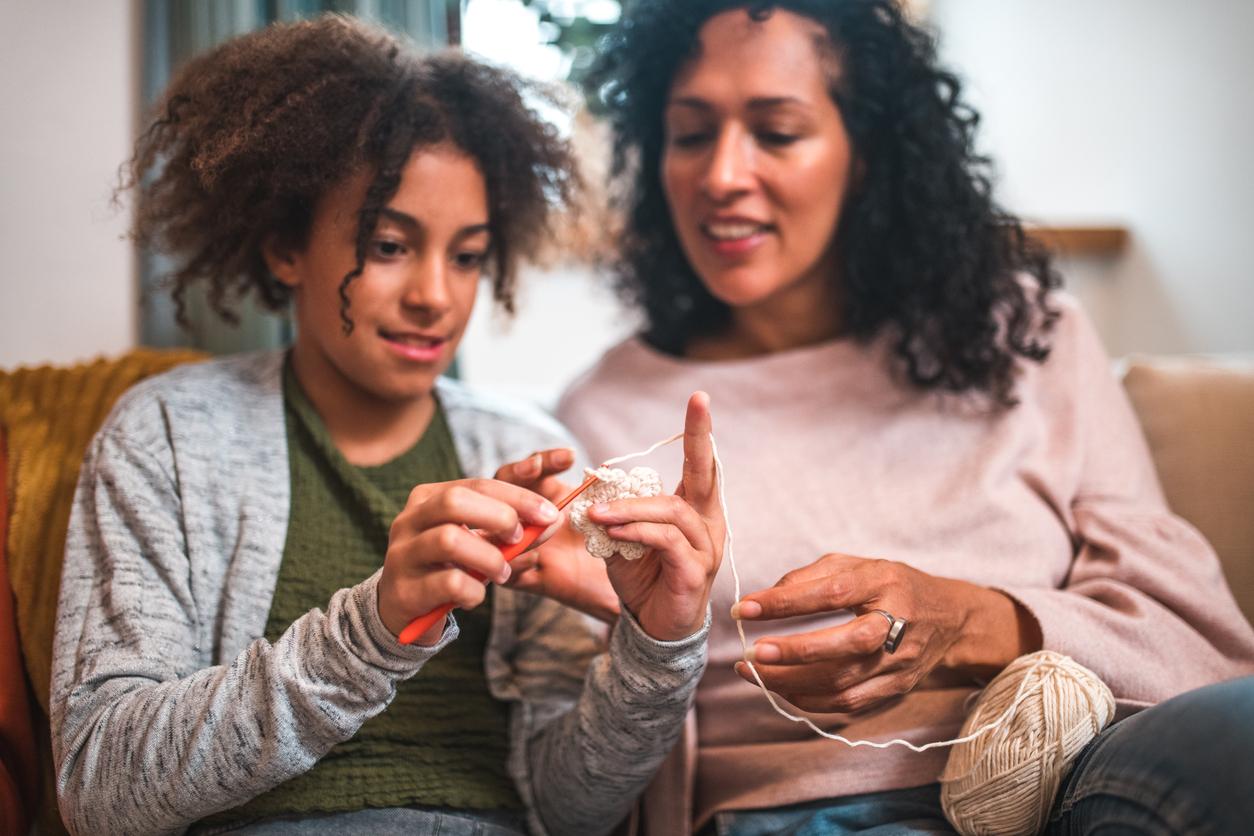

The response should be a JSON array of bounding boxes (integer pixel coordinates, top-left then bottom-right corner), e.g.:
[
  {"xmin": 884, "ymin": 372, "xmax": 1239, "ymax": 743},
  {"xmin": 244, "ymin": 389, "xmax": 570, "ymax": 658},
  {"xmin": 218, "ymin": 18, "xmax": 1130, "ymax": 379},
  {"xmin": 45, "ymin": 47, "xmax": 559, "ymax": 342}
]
[{"xmin": 51, "ymin": 352, "xmax": 707, "ymax": 836}]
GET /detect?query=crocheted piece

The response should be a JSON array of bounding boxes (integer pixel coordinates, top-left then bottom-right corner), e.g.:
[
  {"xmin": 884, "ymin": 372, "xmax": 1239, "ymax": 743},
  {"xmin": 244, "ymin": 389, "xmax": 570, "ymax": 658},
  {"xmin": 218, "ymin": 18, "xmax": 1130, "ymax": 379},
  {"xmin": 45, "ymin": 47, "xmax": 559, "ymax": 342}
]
[{"xmin": 569, "ymin": 466, "xmax": 663, "ymax": 561}]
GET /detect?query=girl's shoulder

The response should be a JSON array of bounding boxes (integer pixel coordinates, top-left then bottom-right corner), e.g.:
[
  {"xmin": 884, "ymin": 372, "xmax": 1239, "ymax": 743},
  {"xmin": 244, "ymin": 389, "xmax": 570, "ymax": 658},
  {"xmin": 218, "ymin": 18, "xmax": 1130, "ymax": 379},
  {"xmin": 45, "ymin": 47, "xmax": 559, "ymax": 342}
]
[
  {"xmin": 96, "ymin": 350, "xmax": 285, "ymax": 458},
  {"xmin": 434, "ymin": 376, "xmax": 585, "ymax": 475}
]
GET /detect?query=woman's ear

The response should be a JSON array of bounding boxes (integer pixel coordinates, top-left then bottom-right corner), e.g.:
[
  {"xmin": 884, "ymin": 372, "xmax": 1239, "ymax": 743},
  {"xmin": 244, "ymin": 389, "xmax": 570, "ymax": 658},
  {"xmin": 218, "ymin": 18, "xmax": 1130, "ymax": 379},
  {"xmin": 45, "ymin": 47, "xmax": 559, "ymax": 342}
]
[{"xmin": 262, "ymin": 236, "xmax": 301, "ymax": 288}]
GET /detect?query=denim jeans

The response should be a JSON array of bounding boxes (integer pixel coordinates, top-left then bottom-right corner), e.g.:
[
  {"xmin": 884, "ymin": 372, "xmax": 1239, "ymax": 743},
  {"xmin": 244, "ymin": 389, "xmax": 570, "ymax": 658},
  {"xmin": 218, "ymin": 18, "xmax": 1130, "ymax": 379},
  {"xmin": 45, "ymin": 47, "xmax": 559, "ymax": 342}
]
[{"xmin": 704, "ymin": 676, "xmax": 1254, "ymax": 836}]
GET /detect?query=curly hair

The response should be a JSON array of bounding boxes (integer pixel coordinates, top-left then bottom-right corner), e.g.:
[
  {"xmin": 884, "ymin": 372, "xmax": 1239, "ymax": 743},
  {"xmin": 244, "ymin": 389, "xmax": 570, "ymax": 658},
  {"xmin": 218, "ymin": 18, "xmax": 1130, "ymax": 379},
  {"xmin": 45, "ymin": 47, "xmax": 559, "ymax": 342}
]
[
  {"xmin": 124, "ymin": 14, "xmax": 579, "ymax": 332},
  {"xmin": 589, "ymin": 0, "xmax": 1061, "ymax": 406}
]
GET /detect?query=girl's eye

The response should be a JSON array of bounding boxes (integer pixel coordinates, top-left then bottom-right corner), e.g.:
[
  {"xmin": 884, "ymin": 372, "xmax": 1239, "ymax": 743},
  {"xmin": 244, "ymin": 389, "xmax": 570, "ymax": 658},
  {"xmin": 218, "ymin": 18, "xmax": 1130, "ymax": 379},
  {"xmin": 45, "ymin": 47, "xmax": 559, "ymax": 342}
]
[
  {"xmin": 371, "ymin": 239, "xmax": 407, "ymax": 259},
  {"xmin": 454, "ymin": 251, "xmax": 488, "ymax": 270}
]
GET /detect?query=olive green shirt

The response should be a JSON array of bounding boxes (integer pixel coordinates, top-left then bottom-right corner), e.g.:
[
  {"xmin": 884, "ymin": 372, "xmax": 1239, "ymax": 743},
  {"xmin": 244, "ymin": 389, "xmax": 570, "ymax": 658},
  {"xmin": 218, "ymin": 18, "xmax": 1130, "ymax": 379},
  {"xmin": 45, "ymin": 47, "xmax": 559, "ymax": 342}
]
[{"xmin": 211, "ymin": 364, "xmax": 520, "ymax": 826}]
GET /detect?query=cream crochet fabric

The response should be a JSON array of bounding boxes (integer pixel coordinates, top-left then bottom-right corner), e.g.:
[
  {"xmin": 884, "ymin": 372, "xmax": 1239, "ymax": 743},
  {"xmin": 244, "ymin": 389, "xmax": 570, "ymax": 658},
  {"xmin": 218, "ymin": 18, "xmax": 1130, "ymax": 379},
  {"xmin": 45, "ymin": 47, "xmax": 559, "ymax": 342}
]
[{"xmin": 569, "ymin": 466, "xmax": 663, "ymax": 560}]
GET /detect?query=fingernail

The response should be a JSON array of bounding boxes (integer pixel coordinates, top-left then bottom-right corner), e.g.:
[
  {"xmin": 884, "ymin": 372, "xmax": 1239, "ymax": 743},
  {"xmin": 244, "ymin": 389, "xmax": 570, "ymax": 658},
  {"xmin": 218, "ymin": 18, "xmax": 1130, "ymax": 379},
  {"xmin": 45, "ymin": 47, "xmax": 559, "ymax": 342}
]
[
  {"xmin": 538, "ymin": 501, "xmax": 558, "ymax": 523},
  {"xmin": 504, "ymin": 523, "xmax": 523, "ymax": 544},
  {"xmin": 730, "ymin": 600, "xmax": 761, "ymax": 620},
  {"xmin": 749, "ymin": 642, "xmax": 780, "ymax": 664},
  {"xmin": 734, "ymin": 661, "xmax": 748, "ymax": 676},
  {"xmin": 591, "ymin": 503, "xmax": 610, "ymax": 516},
  {"xmin": 497, "ymin": 563, "xmax": 512, "ymax": 584}
]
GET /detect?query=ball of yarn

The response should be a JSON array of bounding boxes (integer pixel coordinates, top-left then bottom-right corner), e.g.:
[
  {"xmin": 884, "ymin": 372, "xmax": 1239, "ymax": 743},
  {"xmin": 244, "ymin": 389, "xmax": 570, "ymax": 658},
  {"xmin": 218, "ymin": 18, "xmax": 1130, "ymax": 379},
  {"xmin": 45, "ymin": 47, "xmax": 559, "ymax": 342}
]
[
  {"xmin": 569, "ymin": 466, "xmax": 663, "ymax": 561},
  {"xmin": 940, "ymin": 650, "xmax": 1115, "ymax": 836}
]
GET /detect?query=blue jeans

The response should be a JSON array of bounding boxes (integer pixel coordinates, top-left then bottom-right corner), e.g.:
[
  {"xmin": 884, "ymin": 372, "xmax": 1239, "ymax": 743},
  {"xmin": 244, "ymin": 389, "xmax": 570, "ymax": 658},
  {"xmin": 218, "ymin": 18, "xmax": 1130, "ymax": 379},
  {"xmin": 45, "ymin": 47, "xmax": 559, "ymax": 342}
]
[{"xmin": 705, "ymin": 676, "xmax": 1254, "ymax": 835}]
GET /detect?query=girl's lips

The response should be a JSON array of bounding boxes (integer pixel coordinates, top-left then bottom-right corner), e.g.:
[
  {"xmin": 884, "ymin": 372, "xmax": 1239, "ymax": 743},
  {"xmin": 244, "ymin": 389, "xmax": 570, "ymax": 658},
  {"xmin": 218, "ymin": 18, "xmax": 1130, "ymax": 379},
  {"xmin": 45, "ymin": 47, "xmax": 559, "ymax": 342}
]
[{"xmin": 380, "ymin": 332, "xmax": 447, "ymax": 363}]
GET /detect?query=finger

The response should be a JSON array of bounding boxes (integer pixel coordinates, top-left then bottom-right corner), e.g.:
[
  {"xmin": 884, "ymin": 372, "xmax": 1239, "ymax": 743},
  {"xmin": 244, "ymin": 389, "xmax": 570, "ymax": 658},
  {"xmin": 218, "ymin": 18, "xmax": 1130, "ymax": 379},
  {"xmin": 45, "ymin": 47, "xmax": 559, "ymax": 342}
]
[
  {"xmin": 736, "ymin": 561, "xmax": 878, "ymax": 620},
  {"xmin": 401, "ymin": 480, "xmax": 558, "ymax": 540},
  {"xmin": 495, "ymin": 448, "xmax": 577, "ymax": 486},
  {"xmin": 400, "ymin": 524, "xmax": 512, "ymax": 584},
  {"xmin": 771, "ymin": 552, "xmax": 869, "ymax": 589},
  {"xmin": 788, "ymin": 671, "xmax": 919, "ymax": 714},
  {"xmin": 605, "ymin": 520, "xmax": 696, "ymax": 561},
  {"xmin": 680, "ymin": 392, "xmax": 717, "ymax": 508},
  {"xmin": 749, "ymin": 613, "xmax": 892, "ymax": 665},
  {"xmin": 733, "ymin": 656, "xmax": 885, "ymax": 698},
  {"xmin": 411, "ymin": 566, "xmax": 491, "ymax": 612},
  {"xmin": 589, "ymin": 494, "xmax": 712, "ymax": 555}
]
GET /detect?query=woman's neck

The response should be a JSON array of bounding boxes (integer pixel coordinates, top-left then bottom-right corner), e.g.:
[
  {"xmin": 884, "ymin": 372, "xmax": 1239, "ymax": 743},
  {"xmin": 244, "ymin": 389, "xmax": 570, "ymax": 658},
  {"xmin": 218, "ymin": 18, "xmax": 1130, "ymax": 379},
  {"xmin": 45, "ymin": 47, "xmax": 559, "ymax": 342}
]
[
  {"xmin": 289, "ymin": 347, "xmax": 435, "ymax": 467},
  {"xmin": 687, "ymin": 281, "xmax": 844, "ymax": 362}
]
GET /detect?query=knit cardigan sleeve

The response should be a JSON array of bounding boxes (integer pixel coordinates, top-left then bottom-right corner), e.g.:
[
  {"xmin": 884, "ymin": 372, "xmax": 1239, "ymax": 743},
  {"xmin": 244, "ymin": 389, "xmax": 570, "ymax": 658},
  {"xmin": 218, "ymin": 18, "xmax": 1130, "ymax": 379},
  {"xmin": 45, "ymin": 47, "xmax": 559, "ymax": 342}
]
[
  {"xmin": 51, "ymin": 391, "xmax": 455, "ymax": 836},
  {"xmin": 998, "ymin": 303, "xmax": 1254, "ymax": 706}
]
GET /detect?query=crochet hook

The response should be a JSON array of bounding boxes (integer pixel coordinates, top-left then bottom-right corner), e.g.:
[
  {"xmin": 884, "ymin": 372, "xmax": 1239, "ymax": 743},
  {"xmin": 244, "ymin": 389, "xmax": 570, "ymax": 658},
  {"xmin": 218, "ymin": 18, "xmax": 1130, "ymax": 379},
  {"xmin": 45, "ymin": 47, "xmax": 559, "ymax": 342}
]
[{"xmin": 398, "ymin": 473, "xmax": 601, "ymax": 645}]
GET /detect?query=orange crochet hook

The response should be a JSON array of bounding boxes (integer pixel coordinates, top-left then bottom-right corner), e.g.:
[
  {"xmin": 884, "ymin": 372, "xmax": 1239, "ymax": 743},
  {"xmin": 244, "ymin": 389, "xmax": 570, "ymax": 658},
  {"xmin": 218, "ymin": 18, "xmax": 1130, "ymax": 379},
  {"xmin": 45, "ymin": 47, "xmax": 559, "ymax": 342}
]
[{"xmin": 398, "ymin": 473, "xmax": 601, "ymax": 645}]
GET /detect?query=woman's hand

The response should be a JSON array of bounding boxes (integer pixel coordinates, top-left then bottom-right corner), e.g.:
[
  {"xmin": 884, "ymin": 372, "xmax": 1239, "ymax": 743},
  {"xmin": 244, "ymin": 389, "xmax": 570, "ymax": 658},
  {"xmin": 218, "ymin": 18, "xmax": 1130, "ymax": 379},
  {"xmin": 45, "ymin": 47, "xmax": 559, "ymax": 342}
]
[
  {"xmin": 731, "ymin": 553, "xmax": 1041, "ymax": 713},
  {"xmin": 586, "ymin": 392, "xmax": 724, "ymax": 641},
  {"xmin": 494, "ymin": 448, "xmax": 620, "ymax": 624},
  {"xmin": 378, "ymin": 478, "xmax": 559, "ymax": 645}
]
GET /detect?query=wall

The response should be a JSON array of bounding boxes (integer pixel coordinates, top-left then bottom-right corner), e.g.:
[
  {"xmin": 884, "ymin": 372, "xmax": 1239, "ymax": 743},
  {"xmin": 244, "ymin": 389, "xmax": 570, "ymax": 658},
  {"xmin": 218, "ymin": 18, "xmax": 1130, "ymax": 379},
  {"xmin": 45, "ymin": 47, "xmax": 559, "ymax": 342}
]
[
  {"xmin": 932, "ymin": 0, "xmax": 1254, "ymax": 357},
  {"xmin": 0, "ymin": 2, "xmax": 138, "ymax": 369}
]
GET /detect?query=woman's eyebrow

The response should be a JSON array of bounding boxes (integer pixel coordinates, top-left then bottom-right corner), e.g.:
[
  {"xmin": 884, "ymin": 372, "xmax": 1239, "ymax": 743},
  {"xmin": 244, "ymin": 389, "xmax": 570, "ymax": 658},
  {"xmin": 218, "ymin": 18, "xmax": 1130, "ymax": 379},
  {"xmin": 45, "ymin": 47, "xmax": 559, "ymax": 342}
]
[{"xmin": 666, "ymin": 95, "xmax": 808, "ymax": 110}]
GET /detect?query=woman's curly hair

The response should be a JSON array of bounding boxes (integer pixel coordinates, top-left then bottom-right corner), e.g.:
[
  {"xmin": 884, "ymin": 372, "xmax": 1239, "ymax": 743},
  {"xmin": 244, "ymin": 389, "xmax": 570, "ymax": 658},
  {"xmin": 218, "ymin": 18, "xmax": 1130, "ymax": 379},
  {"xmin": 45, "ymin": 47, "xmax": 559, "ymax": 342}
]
[
  {"xmin": 125, "ymin": 14, "xmax": 579, "ymax": 332},
  {"xmin": 589, "ymin": 0, "xmax": 1060, "ymax": 406}
]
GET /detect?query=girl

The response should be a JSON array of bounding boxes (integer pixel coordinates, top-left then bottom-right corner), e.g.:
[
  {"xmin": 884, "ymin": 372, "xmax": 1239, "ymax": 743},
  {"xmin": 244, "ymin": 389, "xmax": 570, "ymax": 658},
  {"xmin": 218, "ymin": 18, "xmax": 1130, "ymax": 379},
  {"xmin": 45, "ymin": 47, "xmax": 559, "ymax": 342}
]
[{"xmin": 52, "ymin": 16, "xmax": 723, "ymax": 836}]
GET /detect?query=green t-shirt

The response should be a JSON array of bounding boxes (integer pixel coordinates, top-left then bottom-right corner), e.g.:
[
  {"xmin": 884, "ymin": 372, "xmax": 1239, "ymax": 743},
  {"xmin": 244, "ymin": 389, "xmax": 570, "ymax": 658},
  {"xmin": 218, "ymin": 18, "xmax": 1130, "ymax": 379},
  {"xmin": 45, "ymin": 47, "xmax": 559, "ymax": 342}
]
[{"xmin": 206, "ymin": 363, "xmax": 521, "ymax": 827}]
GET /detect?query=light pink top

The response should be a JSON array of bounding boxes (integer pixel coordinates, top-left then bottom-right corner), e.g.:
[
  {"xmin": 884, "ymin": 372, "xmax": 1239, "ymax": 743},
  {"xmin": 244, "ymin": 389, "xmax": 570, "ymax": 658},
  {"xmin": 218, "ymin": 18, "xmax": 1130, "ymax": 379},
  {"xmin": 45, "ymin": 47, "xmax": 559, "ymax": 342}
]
[{"xmin": 556, "ymin": 296, "xmax": 1254, "ymax": 832}]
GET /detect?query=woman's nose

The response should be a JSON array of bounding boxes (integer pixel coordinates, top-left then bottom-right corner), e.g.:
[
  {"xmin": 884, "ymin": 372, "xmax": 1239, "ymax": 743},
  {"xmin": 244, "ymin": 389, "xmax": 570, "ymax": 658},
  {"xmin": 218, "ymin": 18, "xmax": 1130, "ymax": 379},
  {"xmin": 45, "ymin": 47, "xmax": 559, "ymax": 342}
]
[{"xmin": 701, "ymin": 126, "xmax": 755, "ymax": 201}]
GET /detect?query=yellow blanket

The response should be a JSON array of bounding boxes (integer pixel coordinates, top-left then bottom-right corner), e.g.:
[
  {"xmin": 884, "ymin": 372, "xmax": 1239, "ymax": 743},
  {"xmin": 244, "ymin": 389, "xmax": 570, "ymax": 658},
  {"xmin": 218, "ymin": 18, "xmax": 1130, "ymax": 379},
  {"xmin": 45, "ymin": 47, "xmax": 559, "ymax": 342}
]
[{"xmin": 0, "ymin": 348, "xmax": 206, "ymax": 715}]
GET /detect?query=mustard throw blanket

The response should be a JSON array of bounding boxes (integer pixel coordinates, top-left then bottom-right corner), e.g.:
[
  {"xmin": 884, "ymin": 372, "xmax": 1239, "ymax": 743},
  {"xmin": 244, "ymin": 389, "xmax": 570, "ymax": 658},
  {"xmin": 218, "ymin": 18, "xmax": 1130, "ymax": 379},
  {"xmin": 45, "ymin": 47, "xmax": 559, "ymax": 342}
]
[{"xmin": 0, "ymin": 348, "xmax": 205, "ymax": 713}]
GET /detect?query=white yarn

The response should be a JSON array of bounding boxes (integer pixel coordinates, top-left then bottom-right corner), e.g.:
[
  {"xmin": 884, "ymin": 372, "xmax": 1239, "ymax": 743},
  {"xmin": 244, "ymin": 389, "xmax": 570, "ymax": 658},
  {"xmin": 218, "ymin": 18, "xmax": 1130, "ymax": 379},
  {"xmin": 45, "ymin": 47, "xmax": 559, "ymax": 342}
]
[
  {"xmin": 587, "ymin": 429, "xmax": 1115, "ymax": 835},
  {"xmin": 940, "ymin": 651, "xmax": 1115, "ymax": 835},
  {"xmin": 569, "ymin": 466, "xmax": 664, "ymax": 560}
]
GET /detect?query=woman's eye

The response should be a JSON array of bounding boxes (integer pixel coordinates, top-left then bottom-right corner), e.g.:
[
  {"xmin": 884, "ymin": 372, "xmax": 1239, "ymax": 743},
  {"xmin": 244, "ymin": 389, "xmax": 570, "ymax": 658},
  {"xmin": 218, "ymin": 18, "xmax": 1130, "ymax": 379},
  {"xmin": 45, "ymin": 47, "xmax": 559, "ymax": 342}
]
[
  {"xmin": 759, "ymin": 131, "xmax": 800, "ymax": 147},
  {"xmin": 669, "ymin": 132, "xmax": 712, "ymax": 148},
  {"xmin": 454, "ymin": 251, "xmax": 488, "ymax": 270},
  {"xmin": 371, "ymin": 239, "xmax": 407, "ymax": 259}
]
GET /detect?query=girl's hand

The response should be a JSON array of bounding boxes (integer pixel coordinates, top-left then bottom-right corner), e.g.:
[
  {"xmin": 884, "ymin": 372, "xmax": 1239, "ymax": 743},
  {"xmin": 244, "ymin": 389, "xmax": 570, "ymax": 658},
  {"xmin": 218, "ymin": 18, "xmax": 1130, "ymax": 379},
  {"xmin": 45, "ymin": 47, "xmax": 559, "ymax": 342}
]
[
  {"xmin": 494, "ymin": 448, "xmax": 620, "ymax": 624},
  {"xmin": 731, "ymin": 553, "xmax": 1040, "ymax": 713},
  {"xmin": 587, "ymin": 392, "xmax": 724, "ymax": 641},
  {"xmin": 378, "ymin": 479, "xmax": 559, "ymax": 645}
]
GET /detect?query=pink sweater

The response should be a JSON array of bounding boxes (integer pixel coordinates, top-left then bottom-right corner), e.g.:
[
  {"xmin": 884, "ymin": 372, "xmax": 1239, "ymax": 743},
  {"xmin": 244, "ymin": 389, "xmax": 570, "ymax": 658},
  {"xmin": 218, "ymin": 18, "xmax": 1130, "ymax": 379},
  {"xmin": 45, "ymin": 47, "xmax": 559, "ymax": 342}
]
[{"xmin": 556, "ymin": 296, "xmax": 1254, "ymax": 832}]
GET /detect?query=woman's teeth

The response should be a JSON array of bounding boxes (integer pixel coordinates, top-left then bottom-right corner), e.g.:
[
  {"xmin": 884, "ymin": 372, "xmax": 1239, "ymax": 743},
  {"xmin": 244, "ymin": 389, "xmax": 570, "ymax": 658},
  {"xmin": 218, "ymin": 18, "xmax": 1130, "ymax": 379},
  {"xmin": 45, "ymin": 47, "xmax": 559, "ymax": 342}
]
[{"xmin": 704, "ymin": 221, "xmax": 765, "ymax": 240}]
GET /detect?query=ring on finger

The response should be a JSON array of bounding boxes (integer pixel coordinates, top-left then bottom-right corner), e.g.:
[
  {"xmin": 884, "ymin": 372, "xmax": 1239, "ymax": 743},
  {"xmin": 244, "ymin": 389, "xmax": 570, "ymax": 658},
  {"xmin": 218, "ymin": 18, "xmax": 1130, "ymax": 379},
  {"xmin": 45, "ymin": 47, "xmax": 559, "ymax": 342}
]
[{"xmin": 871, "ymin": 609, "xmax": 908, "ymax": 654}]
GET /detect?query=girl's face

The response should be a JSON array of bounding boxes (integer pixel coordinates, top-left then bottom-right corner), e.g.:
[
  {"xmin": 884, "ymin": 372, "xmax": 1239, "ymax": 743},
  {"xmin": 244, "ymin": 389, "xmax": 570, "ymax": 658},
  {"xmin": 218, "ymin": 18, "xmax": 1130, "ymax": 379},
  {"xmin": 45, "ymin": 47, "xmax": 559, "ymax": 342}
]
[
  {"xmin": 662, "ymin": 8, "xmax": 855, "ymax": 327},
  {"xmin": 269, "ymin": 144, "xmax": 488, "ymax": 407}
]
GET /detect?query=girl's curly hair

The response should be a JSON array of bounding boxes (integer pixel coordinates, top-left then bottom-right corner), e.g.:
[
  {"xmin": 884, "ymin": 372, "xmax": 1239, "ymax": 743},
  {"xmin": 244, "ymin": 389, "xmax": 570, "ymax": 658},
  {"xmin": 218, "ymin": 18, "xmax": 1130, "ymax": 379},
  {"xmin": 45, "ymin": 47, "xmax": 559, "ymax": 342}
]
[
  {"xmin": 125, "ymin": 14, "xmax": 579, "ymax": 332},
  {"xmin": 589, "ymin": 0, "xmax": 1060, "ymax": 406}
]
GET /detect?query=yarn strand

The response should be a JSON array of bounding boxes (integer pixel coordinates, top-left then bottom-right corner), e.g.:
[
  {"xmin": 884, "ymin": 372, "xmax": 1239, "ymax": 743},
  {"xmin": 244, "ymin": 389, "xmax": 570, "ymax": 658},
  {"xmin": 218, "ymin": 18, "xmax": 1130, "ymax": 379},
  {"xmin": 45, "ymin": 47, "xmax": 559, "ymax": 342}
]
[{"xmin": 598, "ymin": 429, "xmax": 1054, "ymax": 753}]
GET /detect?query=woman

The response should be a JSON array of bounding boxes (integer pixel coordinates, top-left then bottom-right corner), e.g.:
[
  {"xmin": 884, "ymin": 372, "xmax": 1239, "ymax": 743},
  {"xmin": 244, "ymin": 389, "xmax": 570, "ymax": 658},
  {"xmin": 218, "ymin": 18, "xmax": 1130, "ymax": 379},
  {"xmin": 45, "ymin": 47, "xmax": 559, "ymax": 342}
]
[
  {"xmin": 51, "ymin": 16, "xmax": 723, "ymax": 836},
  {"xmin": 556, "ymin": 1, "xmax": 1254, "ymax": 833}
]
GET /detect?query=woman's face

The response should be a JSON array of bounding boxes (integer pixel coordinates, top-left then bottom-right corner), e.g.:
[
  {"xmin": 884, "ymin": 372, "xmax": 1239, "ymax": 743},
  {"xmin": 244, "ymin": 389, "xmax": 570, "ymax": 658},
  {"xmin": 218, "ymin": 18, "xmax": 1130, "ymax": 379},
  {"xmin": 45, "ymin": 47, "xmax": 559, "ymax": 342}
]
[
  {"xmin": 269, "ymin": 144, "xmax": 488, "ymax": 407},
  {"xmin": 662, "ymin": 8, "xmax": 855, "ymax": 323}
]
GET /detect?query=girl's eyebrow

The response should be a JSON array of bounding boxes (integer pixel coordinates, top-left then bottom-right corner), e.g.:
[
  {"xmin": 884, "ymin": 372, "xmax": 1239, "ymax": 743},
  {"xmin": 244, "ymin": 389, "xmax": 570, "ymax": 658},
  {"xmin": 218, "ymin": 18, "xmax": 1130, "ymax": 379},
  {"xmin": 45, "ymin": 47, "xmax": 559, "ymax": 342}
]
[{"xmin": 379, "ymin": 207, "xmax": 489, "ymax": 237}]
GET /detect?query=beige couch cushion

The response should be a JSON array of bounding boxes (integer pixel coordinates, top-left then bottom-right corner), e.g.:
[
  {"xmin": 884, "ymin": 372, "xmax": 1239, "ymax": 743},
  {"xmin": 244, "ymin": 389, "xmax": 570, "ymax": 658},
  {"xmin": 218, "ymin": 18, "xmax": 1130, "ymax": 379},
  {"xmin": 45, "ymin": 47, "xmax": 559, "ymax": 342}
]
[{"xmin": 1123, "ymin": 358, "xmax": 1254, "ymax": 626}]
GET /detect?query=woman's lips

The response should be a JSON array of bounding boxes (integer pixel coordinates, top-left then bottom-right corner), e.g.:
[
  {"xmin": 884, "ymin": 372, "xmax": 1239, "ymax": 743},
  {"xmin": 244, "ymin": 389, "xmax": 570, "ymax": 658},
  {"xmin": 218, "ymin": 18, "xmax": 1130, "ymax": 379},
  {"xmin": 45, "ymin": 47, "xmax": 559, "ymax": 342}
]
[
  {"xmin": 379, "ymin": 330, "xmax": 447, "ymax": 363},
  {"xmin": 701, "ymin": 220, "xmax": 771, "ymax": 257}
]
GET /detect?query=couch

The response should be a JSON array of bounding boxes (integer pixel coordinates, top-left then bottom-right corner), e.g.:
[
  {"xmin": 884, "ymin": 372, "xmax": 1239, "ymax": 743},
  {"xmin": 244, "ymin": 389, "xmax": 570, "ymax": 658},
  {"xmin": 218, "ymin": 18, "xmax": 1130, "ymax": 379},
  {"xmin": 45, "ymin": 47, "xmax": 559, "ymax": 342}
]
[{"xmin": 1, "ymin": 350, "xmax": 1251, "ymax": 833}]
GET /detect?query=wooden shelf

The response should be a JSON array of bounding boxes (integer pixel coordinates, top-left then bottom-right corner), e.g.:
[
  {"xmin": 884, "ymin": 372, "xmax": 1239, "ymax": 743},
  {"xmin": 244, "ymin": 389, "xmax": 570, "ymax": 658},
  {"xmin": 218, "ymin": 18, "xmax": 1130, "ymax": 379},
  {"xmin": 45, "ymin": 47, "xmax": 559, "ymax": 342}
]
[{"xmin": 1026, "ymin": 225, "xmax": 1129, "ymax": 257}]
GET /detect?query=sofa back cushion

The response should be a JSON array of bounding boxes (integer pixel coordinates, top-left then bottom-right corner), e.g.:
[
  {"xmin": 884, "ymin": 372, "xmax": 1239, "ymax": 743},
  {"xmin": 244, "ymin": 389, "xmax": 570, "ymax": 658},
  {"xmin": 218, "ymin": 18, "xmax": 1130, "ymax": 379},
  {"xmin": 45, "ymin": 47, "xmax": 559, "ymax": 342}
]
[{"xmin": 1123, "ymin": 358, "xmax": 1254, "ymax": 625}]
